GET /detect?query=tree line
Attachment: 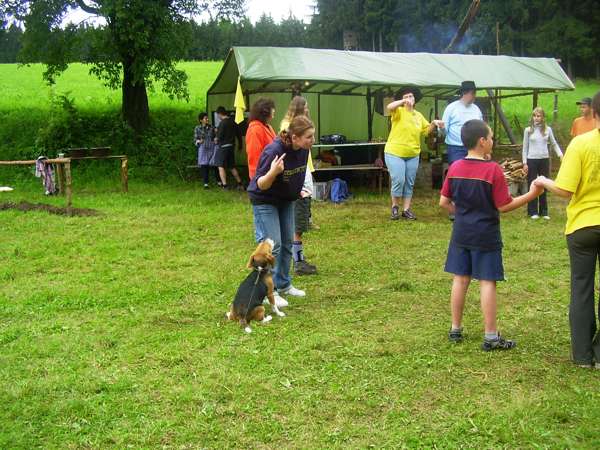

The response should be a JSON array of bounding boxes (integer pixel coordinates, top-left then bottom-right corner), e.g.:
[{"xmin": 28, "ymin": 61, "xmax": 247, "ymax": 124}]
[{"xmin": 3, "ymin": 0, "xmax": 599, "ymax": 79}]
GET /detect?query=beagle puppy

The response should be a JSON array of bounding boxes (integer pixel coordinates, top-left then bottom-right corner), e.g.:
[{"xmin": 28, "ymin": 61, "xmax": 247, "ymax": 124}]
[{"xmin": 226, "ymin": 238, "xmax": 285, "ymax": 333}]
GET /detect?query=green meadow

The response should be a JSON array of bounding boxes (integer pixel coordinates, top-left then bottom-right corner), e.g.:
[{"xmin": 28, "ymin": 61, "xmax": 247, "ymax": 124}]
[
  {"xmin": 1, "ymin": 62, "xmax": 600, "ymax": 448},
  {"xmin": 1, "ymin": 180, "xmax": 600, "ymax": 448}
]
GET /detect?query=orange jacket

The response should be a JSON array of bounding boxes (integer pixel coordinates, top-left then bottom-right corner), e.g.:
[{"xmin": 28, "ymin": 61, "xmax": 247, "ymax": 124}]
[{"xmin": 246, "ymin": 120, "xmax": 276, "ymax": 179}]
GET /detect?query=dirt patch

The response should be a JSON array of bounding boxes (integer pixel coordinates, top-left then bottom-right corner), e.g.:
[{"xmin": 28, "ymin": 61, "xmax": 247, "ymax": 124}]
[{"xmin": 0, "ymin": 201, "xmax": 101, "ymax": 217}]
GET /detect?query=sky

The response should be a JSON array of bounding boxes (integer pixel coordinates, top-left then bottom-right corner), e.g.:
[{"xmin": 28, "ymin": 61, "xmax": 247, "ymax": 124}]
[
  {"xmin": 65, "ymin": 0, "xmax": 316, "ymax": 26},
  {"xmin": 245, "ymin": 0, "xmax": 315, "ymax": 23}
]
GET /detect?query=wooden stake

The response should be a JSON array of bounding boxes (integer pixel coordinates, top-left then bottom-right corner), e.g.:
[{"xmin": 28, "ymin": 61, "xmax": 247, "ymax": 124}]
[
  {"xmin": 121, "ymin": 157, "xmax": 129, "ymax": 193},
  {"xmin": 64, "ymin": 160, "xmax": 72, "ymax": 210}
]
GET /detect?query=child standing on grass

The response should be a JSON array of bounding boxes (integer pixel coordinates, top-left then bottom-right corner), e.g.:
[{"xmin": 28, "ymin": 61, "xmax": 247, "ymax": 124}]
[
  {"xmin": 522, "ymin": 107, "xmax": 563, "ymax": 219},
  {"xmin": 194, "ymin": 112, "xmax": 219, "ymax": 188},
  {"xmin": 439, "ymin": 119, "xmax": 543, "ymax": 351}
]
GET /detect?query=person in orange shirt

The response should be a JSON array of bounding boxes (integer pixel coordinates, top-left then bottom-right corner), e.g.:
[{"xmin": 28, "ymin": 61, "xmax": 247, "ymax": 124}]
[
  {"xmin": 245, "ymin": 98, "xmax": 276, "ymax": 180},
  {"xmin": 570, "ymin": 97, "xmax": 595, "ymax": 137}
]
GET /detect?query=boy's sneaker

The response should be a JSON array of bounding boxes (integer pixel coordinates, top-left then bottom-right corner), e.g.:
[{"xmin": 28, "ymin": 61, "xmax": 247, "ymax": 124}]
[
  {"xmin": 481, "ymin": 334, "xmax": 516, "ymax": 352},
  {"xmin": 542, "ymin": 215, "xmax": 550, "ymax": 220},
  {"xmin": 402, "ymin": 209, "xmax": 417, "ymax": 220},
  {"xmin": 279, "ymin": 285, "xmax": 306, "ymax": 297},
  {"xmin": 391, "ymin": 205, "xmax": 400, "ymax": 220},
  {"xmin": 294, "ymin": 260, "xmax": 317, "ymax": 275},
  {"xmin": 530, "ymin": 214, "xmax": 540, "ymax": 220},
  {"xmin": 203, "ymin": 183, "xmax": 209, "ymax": 189},
  {"xmin": 448, "ymin": 327, "xmax": 463, "ymax": 343}
]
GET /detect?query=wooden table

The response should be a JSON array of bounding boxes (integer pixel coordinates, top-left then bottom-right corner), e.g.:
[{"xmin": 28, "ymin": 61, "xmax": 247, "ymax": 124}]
[{"xmin": 0, "ymin": 158, "xmax": 73, "ymax": 207}]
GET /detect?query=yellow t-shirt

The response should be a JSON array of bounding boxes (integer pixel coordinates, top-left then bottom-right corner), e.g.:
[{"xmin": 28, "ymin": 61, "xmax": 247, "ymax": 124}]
[
  {"xmin": 280, "ymin": 118, "xmax": 315, "ymax": 172},
  {"xmin": 384, "ymin": 107, "xmax": 430, "ymax": 158},
  {"xmin": 555, "ymin": 129, "xmax": 600, "ymax": 235}
]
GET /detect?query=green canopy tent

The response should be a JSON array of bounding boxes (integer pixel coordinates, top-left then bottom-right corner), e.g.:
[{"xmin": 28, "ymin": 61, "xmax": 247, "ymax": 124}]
[{"xmin": 206, "ymin": 46, "xmax": 574, "ymax": 167}]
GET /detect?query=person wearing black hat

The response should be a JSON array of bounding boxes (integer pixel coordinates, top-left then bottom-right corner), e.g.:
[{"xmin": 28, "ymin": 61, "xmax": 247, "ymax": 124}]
[
  {"xmin": 570, "ymin": 97, "xmax": 595, "ymax": 138},
  {"xmin": 442, "ymin": 81, "xmax": 483, "ymax": 166},
  {"xmin": 384, "ymin": 86, "xmax": 444, "ymax": 220}
]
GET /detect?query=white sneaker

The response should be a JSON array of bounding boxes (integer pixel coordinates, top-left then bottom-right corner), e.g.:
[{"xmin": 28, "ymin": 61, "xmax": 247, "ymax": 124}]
[
  {"xmin": 279, "ymin": 285, "xmax": 306, "ymax": 297},
  {"xmin": 530, "ymin": 215, "xmax": 540, "ymax": 220},
  {"xmin": 543, "ymin": 215, "xmax": 550, "ymax": 220}
]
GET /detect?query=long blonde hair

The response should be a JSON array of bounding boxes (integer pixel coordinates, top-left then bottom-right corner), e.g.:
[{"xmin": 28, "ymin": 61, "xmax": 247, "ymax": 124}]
[
  {"xmin": 528, "ymin": 107, "xmax": 547, "ymax": 135},
  {"xmin": 279, "ymin": 115, "xmax": 314, "ymax": 146},
  {"xmin": 281, "ymin": 96, "xmax": 308, "ymax": 129}
]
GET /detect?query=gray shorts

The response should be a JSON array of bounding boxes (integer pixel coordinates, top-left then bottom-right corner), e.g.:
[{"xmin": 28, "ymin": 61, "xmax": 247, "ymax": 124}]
[
  {"xmin": 213, "ymin": 144, "xmax": 234, "ymax": 168},
  {"xmin": 294, "ymin": 197, "xmax": 311, "ymax": 233}
]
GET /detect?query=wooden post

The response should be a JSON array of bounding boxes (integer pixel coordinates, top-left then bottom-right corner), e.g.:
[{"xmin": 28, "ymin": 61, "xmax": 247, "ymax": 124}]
[
  {"xmin": 553, "ymin": 94, "xmax": 559, "ymax": 124},
  {"xmin": 55, "ymin": 163, "xmax": 65, "ymax": 195},
  {"xmin": 121, "ymin": 157, "xmax": 129, "ymax": 193},
  {"xmin": 366, "ymin": 87, "xmax": 373, "ymax": 142},
  {"xmin": 487, "ymin": 89, "xmax": 517, "ymax": 144},
  {"xmin": 64, "ymin": 160, "xmax": 72, "ymax": 209}
]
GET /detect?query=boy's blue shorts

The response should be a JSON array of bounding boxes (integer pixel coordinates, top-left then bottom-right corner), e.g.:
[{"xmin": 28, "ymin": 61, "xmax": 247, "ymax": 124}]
[{"xmin": 444, "ymin": 244, "xmax": 505, "ymax": 281}]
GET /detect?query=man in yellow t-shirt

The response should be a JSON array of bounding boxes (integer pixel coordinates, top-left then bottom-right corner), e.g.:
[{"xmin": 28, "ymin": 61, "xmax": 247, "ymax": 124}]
[
  {"xmin": 535, "ymin": 91, "xmax": 600, "ymax": 368},
  {"xmin": 570, "ymin": 97, "xmax": 595, "ymax": 138},
  {"xmin": 384, "ymin": 87, "xmax": 444, "ymax": 220}
]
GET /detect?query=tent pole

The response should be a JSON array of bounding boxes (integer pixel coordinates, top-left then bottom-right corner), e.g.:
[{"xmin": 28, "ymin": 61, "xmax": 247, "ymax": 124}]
[
  {"xmin": 367, "ymin": 88, "xmax": 373, "ymax": 142},
  {"xmin": 487, "ymin": 89, "xmax": 517, "ymax": 144},
  {"xmin": 493, "ymin": 89, "xmax": 499, "ymax": 148},
  {"xmin": 533, "ymin": 90, "xmax": 539, "ymax": 109},
  {"xmin": 317, "ymin": 93, "xmax": 321, "ymax": 146}
]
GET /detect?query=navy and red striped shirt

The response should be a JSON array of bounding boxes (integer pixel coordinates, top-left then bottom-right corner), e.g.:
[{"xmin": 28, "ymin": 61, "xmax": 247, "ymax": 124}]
[{"xmin": 441, "ymin": 158, "xmax": 512, "ymax": 250}]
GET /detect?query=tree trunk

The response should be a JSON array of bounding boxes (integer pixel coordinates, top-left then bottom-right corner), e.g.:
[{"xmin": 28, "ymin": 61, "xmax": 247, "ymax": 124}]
[{"xmin": 122, "ymin": 60, "xmax": 150, "ymax": 132}]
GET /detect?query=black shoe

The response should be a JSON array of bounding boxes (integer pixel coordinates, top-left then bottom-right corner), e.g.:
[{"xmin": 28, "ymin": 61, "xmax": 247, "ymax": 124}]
[
  {"xmin": 236, "ymin": 183, "xmax": 246, "ymax": 191},
  {"xmin": 390, "ymin": 205, "xmax": 400, "ymax": 220},
  {"xmin": 222, "ymin": 184, "xmax": 231, "ymax": 190},
  {"xmin": 481, "ymin": 334, "xmax": 516, "ymax": 352},
  {"xmin": 294, "ymin": 260, "xmax": 317, "ymax": 275},
  {"xmin": 402, "ymin": 209, "xmax": 417, "ymax": 220},
  {"xmin": 448, "ymin": 327, "xmax": 463, "ymax": 343}
]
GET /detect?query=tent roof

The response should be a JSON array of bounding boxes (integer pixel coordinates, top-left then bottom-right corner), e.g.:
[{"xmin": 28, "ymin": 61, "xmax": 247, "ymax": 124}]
[{"xmin": 208, "ymin": 47, "xmax": 574, "ymax": 97}]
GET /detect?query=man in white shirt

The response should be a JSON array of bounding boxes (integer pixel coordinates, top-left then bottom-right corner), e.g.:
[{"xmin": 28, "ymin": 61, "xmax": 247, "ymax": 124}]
[{"xmin": 442, "ymin": 81, "xmax": 483, "ymax": 165}]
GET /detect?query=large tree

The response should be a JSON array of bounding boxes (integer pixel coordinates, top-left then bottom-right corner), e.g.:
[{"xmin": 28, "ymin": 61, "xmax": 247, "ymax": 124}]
[{"xmin": 4, "ymin": 0, "xmax": 245, "ymax": 131}]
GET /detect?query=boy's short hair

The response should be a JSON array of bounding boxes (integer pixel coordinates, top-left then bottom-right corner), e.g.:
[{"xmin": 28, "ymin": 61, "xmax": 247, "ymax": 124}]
[
  {"xmin": 216, "ymin": 106, "xmax": 227, "ymax": 115},
  {"xmin": 461, "ymin": 119, "xmax": 490, "ymax": 149}
]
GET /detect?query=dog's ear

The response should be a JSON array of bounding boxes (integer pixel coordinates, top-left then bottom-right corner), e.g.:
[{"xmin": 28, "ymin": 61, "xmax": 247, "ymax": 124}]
[
  {"xmin": 266, "ymin": 253, "xmax": 275, "ymax": 267},
  {"xmin": 247, "ymin": 254, "xmax": 255, "ymax": 269}
]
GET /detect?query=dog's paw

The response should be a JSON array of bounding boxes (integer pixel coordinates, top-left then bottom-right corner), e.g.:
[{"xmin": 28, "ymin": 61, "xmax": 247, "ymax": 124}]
[
  {"xmin": 244, "ymin": 326, "xmax": 252, "ymax": 333},
  {"xmin": 225, "ymin": 311, "xmax": 232, "ymax": 320},
  {"xmin": 261, "ymin": 315, "xmax": 273, "ymax": 323},
  {"xmin": 275, "ymin": 310, "xmax": 286, "ymax": 317}
]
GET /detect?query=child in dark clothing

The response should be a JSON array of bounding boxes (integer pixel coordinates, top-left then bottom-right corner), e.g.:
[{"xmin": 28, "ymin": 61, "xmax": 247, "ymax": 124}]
[
  {"xmin": 194, "ymin": 112, "xmax": 219, "ymax": 188},
  {"xmin": 439, "ymin": 119, "xmax": 543, "ymax": 351}
]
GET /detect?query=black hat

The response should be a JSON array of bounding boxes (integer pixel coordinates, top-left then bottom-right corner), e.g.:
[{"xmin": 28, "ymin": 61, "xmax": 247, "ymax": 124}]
[
  {"xmin": 395, "ymin": 86, "xmax": 423, "ymax": 103},
  {"xmin": 576, "ymin": 97, "xmax": 592, "ymax": 106},
  {"xmin": 459, "ymin": 80, "xmax": 477, "ymax": 94}
]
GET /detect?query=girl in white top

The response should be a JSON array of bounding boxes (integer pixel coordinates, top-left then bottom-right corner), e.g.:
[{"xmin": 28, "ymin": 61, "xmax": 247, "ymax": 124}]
[{"xmin": 522, "ymin": 107, "xmax": 563, "ymax": 219}]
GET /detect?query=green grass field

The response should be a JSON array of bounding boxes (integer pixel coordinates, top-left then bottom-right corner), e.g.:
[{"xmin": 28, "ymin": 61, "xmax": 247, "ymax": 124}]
[
  {"xmin": 1, "ymin": 179, "xmax": 600, "ymax": 448},
  {"xmin": 1, "ymin": 61, "xmax": 599, "ymax": 448}
]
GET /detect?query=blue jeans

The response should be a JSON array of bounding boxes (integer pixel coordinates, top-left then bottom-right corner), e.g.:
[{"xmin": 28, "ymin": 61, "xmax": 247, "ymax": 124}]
[
  {"xmin": 252, "ymin": 202, "xmax": 294, "ymax": 290},
  {"xmin": 384, "ymin": 153, "xmax": 419, "ymax": 199},
  {"xmin": 447, "ymin": 145, "xmax": 467, "ymax": 165}
]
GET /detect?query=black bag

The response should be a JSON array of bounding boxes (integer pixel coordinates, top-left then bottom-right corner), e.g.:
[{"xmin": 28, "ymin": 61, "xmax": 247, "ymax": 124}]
[{"xmin": 320, "ymin": 134, "xmax": 347, "ymax": 145}]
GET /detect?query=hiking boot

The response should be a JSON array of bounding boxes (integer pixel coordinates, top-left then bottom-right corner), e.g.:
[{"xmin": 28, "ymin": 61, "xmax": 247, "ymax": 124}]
[
  {"xmin": 448, "ymin": 327, "xmax": 463, "ymax": 343},
  {"xmin": 391, "ymin": 205, "xmax": 400, "ymax": 220},
  {"xmin": 481, "ymin": 334, "xmax": 516, "ymax": 352},
  {"xmin": 402, "ymin": 209, "xmax": 417, "ymax": 220},
  {"xmin": 279, "ymin": 285, "xmax": 306, "ymax": 297},
  {"xmin": 294, "ymin": 260, "xmax": 317, "ymax": 275}
]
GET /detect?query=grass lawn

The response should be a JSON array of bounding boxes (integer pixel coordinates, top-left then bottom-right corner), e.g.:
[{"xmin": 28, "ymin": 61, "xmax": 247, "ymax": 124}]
[{"xmin": 1, "ymin": 177, "xmax": 599, "ymax": 448}]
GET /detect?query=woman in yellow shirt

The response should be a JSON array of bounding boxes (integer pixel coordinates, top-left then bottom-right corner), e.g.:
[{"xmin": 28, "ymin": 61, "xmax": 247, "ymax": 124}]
[
  {"xmin": 385, "ymin": 87, "xmax": 444, "ymax": 220},
  {"xmin": 535, "ymin": 91, "xmax": 600, "ymax": 368}
]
